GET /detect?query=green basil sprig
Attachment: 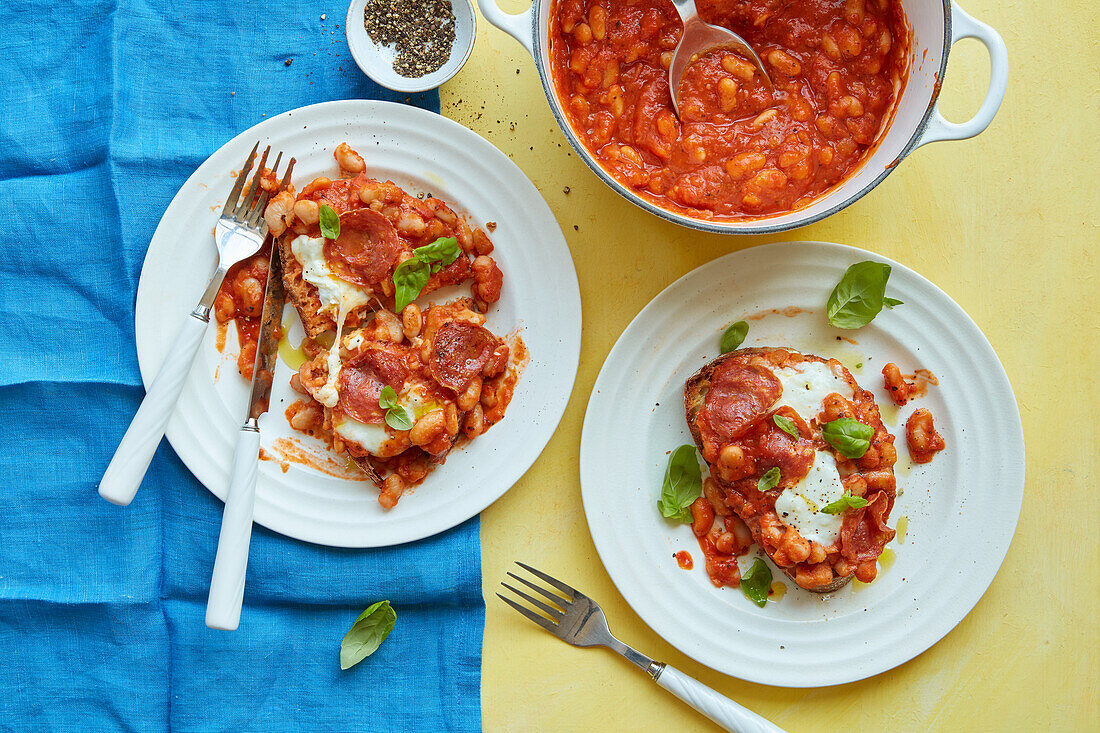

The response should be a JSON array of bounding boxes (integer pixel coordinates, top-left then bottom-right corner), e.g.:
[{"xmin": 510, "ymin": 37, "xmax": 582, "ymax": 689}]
[
  {"xmin": 826, "ymin": 261, "xmax": 903, "ymax": 329},
  {"xmin": 757, "ymin": 467, "xmax": 781, "ymax": 492},
  {"xmin": 657, "ymin": 445, "xmax": 702, "ymax": 522},
  {"xmin": 773, "ymin": 414, "xmax": 799, "ymax": 439},
  {"xmin": 741, "ymin": 558, "xmax": 772, "ymax": 608},
  {"xmin": 340, "ymin": 600, "xmax": 396, "ymax": 670},
  {"xmin": 319, "ymin": 203, "xmax": 341, "ymax": 240},
  {"xmin": 720, "ymin": 320, "xmax": 749, "ymax": 353},
  {"xmin": 379, "ymin": 385, "xmax": 415, "ymax": 431},
  {"xmin": 820, "ymin": 493, "xmax": 870, "ymax": 515},
  {"xmin": 822, "ymin": 418, "xmax": 875, "ymax": 459},
  {"xmin": 392, "ymin": 237, "xmax": 462, "ymax": 312}
]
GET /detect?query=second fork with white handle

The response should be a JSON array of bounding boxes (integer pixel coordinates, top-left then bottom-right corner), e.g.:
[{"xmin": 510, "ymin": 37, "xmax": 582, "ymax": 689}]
[
  {"xmin": 98, "ymin": 143, "xmax": 292, "ymax": 507},
  {"xmin": 498, "ymin": 562, "xmax": 785, "ymax": 733}
]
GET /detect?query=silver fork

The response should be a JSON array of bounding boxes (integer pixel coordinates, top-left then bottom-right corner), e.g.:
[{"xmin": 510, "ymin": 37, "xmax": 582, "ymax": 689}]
[
  {"xmin": 499, "ymin": 562, "xmax": 785, "ymax": 733},
  {"xmin": 99, "ymin": 143, "xmax": 294, "ymax": 506}
]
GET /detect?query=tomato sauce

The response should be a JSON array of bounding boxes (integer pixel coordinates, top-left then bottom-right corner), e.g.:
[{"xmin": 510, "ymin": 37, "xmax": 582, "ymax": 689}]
[
  {"xmin": 550, "ymin": 0, "xmax": 910, "ymax": 219},
  {"xmin": 214, "ymin": 241, "xmax": 272, "ymax": 377}
]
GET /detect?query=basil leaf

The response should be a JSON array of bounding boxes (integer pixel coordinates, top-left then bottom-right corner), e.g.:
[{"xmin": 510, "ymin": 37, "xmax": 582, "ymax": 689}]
[
  {"xmin": 740, "ymin": 558, "xmax": 772, "ymax": 608},
  {"xmin": 720, "ymin": 320, "xmax": 749, "ymax": 354},
  {"xmin": 657, "ymin": 445, "xmax": 702, "ymax": 522},
  {"xmin": 378, "ymin": 385, "xmax": 398, "ymax": 410},
  {"xmin": 413, "ymin": 236, "xmax": 460, "ymax": 267},
  {"xmin": 392, "ymin": 258, "xmax": 431, "ymax": 313},
  {"xmin": 821, "ymin": 493, "xmax": 870, "ymax": 515},
  {"xmin": 826, "ymin": 261, "xmax": 901, "ymax": 329},
  {"xmin": 319, "ymin": 203, "xmax": 341, "ymax": 240},
  {"xmin": 822, "ymin": 417, "xmax": 875, "ymax": 459},
  {"xmin": 773, "ymin": 414, "xmax": 799, "ymax": 439},
  {"xmin": 385, "ymin": 405, "xmax": 415, "ymax": 432},
  {"xmin": 340, "ymin": 600, "xmax": 396, "ymax": 670},
  {"xmin": 757, "ymin": 467, "xmax": 781, "ymax": 492}
]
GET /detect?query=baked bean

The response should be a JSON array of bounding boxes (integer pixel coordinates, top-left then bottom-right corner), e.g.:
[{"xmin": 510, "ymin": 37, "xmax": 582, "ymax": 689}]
[
  {"xmin": 482, "ymin": 345, "xmax": 510, "ymax": 378},
  {"xmin": 573, "ymin": 22, "xmax": 592, "ymax": 44},
  {"xmin": 463, "ymin": 403, "xmax": 485, "ymax": 438},
  {"xmin": 760, "ymin": 513, "xmax": 784, "ymax": 544},
  {"xmin": 214, "ymin": 291, "xmax": 235, "ymax": 323},
  {"xmin": 372, "ymin": 310, "xmax": 404, "ymax": 343},
  {"xmin": 234, "ymin": 276, "xmax": 264, "ymax": 316},
  {"xmin": 396, "ymin": 212, "xmax": 428, "ymax": 237},
  {"xmin": 724, "ymin": 151, "xmax": 766, "ymax": 178},
  {"xmin": 721, "ymin": 54, "xmax": 756, "ymax": 80},
  {"xmin": 783, "ymin": 530, "xmax": 812, "ymax": 563},
  {"xmin": 703, "ymin": 477, "xmax": 731, "ymax": 516},
  {"xmin": 844, "ymin": 0, "xmax": 865, "ymax": 26},
  {"xmin": 300, "ymin": 177, "xmax": 332, "ymax": 197},
  {"xmin": 443, "ymin": 402, "xmax": 460, "ymax": 436},
  {"xmin": 589, "ymin": 5, "xmax": 607, "ymax": 40},
  {"xmin": 409, "ymin": 409, "xmax": 446, "ymax": 446},
  {"xmin": 719, "ymin": 444, "xmax": 746, "ymax": 471},
  {"xmin": 748, "ymin": 108, "xmax": 778, "ymax": 131},
  {"xmin": 456, "ymin": 375, "xmax": 483, "ymax": 411},
  {"xmin": 379, "ymin": 473, "xmax": 405, "ymax": 509},
  {"xmin": 906, "ymin": 408, "xmax": 945, "ymax": 463},
  {"xmin": 471, "ymin": 255, "xmax": 503, "ymax": 304},
  {"xmin": 836, "ymin": 25, "xmax": 863, "ymax": 57},
  {"xmin": 717, "ymin": 77, "xmax": 739, "ymax": 113},
  {"xmin": 602, "ymin": 58, "xmax": 619, "ymax": 88},
  {"xmin": 855, "ymin": 560, "xmax": 878, "ymax": 583},
  {"xmin": 472, "ymin": 228, "xmax": 494, "ymax": 256},
  {"xmin": 714, "ymin": 532, "xmax": 736, "ymax": 554},
  {"xmin": 796, "ymin": 563, "xmax": 834, "ymax": 589},
  {"xmin": 807, "ymin": 543, "xmax": 827, "ymax": 564},
  {"xmin": 607, "ymin": 84, "xmax": 625, "ymax": 117},
  {"xmin": 293, "ymin": 198, "xmax": 320, "ymax": 225},
  {"xmin": 659, "ymin": 51, "xmax": 673, "ymax": 70},
  {"xmin": 767, "ymin": 49, "xmax": 801, "ymax": 76},
  {"xmin": 401, "ymin": 304, "xmax": 423, "ymax": 339},
  {"xmin": 289, "ymin": 403, "xmax": 322, "ymax": 432},
  {"xmin": 263, "ymin": 191, "xmax": 296, "ymax": 237},
  {"xmin": 334, "ymin": 142, "xmax": 365, "ymax": 174},
  {"xmin": 821, "ymin": 33, "xmax": 842, "ymax": 61},
  {"xmin": 882, "ymin": 362, "xmax": 912, "ymax": 405},
  {"xmin": 690, "ymin": 497, "xmax": 715, "ymax": 538},
  {"xmin": 289, "ymin": 373, "xmax": 307, "ymax": 395}
]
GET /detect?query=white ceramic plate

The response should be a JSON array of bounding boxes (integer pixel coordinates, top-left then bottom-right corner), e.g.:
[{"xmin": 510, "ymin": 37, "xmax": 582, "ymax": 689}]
[
  {"xmin": 136, "ymin": 100, "xmax": 581, "ymax": 548},
  {"xmin": 579, "ymin": 241, "xmax": 1024, "ymax": 687}
]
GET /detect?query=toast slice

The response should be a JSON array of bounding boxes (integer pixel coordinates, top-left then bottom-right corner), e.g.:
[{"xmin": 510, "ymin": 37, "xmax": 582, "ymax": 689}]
[{"xmin": 684, "ymin": 347, "xmax": 896, "ymax": 594}]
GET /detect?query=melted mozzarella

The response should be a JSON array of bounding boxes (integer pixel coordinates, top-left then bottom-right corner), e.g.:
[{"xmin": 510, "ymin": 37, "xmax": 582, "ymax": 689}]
[
  {"xmin": 289, "ymin": 236, "xmax": 370, "ymax": 316},
  {"xmin": 773, "ymin": 450, "xmax": 846, "ymax": 546},
  {"xmin": 770, "ymin": 361, "xmax": 854, "ymax": 421},
  {"xmin": 290, "ymin": 235, "xmax": 372, "ymax": 407}
]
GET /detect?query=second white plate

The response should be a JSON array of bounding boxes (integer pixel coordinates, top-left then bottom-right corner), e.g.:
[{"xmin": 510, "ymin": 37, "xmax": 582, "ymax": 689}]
[
  {"xmin": 135, "ymin": 100, "xmax": 581, "ymax": 548},
  {"xmin": 579, "ymin": 241, "xmax": 1024, "ymax": 687}
]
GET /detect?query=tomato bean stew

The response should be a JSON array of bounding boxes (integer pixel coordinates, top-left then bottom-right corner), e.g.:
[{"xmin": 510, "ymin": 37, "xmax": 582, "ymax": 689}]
[{"xmin": 550, "ymin": 0, "xmax": 911, "ymax": 219}]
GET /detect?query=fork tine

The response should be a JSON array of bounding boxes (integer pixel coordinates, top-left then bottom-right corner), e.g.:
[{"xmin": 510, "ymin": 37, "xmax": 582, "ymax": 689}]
[
  {"xmin": 246, "ymin": 151, "xmax": 282, "ymax": 228},
  {"xmin": 515, "ymin": 562, "xmax": 577, "ymax": 599},
  {"xmin": 221, "ymin": 142, "xmax": 259, "ymax": 216},
  {"xmin": 234, "ymin": 145, "xmax": 270, "ymax": 217},
  {"xmin": 496, "ymin": 593, "xmax": 559, "ymax": 633},
  {"xmin": 507, "ymin": 572, "xmax": 570, "ymax": 607},
  {"xmin": 501, "ymin": 582, "xmax": 565, "ymax": 620}
]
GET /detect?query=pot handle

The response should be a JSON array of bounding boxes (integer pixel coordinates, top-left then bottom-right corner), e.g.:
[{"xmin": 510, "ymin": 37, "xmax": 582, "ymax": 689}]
[
  {"xmin": 916, "ymin": 1, "xmax": 1008, "ymax": 147},
  {"xmin": 477, "ymin": 0, "xmax": 536, "ymax": 58}
]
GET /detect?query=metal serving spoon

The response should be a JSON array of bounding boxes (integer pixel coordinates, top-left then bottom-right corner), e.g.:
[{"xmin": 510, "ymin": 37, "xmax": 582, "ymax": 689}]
[{"xmin": 667, "ymin": 0, "xmax": 771, "ymax": 117}]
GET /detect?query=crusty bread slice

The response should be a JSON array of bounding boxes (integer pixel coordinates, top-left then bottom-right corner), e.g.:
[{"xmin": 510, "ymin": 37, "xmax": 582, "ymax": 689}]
[
  {"xmin": 278, "ymin": 235, "xmax": 332, "ymax": 338},
  {"xmin": 684, "ymin": 346, "xmax": 854, "ymax": 594}
]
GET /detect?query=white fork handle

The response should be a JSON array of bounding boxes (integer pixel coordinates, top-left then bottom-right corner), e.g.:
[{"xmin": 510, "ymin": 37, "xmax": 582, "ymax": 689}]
[
  {"xmin": 205, "ymin": 426, "xmax": 261, "ymax": 631},
  {"xmin": 98, "ymin": 312, "xmax": 208, "ymax": 506},
  {"xmin": 655, "ymin": 665, "xmax": 786, "ymax": 733}
]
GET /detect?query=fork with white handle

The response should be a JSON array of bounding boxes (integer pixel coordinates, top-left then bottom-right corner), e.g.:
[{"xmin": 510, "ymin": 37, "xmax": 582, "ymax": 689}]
[
  {"xmin": 99, "ymin": 143, "xmax": 290, "ymax": 506},
  {"xmin": 498, "ymin": 562, "xmax": 786, "ymax": 733}
]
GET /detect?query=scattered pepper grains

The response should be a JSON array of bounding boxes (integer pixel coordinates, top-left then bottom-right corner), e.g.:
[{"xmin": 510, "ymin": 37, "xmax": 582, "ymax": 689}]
[{"xmin": 364, "ymin": 0, "xmax": 456, "ymax": 78}]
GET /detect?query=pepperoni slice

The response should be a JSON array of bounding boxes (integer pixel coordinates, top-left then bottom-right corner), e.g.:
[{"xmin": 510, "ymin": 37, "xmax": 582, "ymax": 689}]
[
  {"xmin": 840, "ymin": 492, "xmax": 896, "ymax": 563},
  {"xmin": 337, "ymin": 349, "xmax": 408, "ymax": 424},
  {"xmin": 700, "ymin": 362, "xmax": 782, "ymax": 442},
  {"xmin": 324, "ymin": 208, "xmax": 402, "ymax": 287},
  {"xmin": 429, "ymin": 321, "xmax": 499, "ymax": 393}
]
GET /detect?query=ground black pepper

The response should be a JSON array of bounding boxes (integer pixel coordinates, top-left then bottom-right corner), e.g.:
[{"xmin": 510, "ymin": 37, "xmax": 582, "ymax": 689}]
[{"xmin": 364, "ymin": 0, "xmax": 456, "ymax": 78}]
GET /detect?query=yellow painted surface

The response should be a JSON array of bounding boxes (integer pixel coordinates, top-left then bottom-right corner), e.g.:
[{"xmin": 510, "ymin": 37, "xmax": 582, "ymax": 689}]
[{"xmin": 441, "ymin": 1, "xmax": 1099, "ymax": 729}]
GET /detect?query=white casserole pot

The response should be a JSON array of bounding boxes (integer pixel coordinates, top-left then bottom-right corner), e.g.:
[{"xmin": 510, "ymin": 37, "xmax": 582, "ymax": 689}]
[{"xmin": 476, "ymin": 0, "xmax": 1008, "ymax": 233}]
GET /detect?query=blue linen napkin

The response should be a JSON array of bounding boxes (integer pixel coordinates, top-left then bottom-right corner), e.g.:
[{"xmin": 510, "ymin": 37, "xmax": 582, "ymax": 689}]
[{"xmin": 0, "ymin": 2, "xmax": 483, "ymax": 730}]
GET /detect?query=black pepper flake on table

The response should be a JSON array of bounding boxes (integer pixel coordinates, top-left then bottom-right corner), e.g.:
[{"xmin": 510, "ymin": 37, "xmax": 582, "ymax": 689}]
[{"xmin": 364, "ymin": 0, "xmax": 456, "ymax": 78}]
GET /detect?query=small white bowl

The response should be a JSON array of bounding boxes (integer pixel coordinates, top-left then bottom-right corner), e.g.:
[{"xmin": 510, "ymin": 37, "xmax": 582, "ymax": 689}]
[{"xmin": 346, "ymin": 0, "xmax": 476, "ymax": 93}]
